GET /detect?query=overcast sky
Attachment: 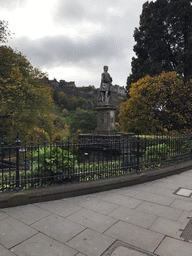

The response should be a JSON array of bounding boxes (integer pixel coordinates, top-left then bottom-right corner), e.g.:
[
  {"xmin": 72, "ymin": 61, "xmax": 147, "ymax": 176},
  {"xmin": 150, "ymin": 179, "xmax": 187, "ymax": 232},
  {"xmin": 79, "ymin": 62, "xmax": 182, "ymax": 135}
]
[{"xmin": 0, "ymin": 0, "xmax": 146, "ymax": 88}]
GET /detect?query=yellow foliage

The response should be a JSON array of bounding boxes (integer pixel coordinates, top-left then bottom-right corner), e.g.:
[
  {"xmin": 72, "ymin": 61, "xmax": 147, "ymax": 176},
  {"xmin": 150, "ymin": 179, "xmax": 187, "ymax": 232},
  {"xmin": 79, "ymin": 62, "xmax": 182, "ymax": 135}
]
[
  {"xmin": 119, "ymin": 72, "xmax": 192, "ymax": 134},
  {"xmin": 71, "ymin": 129, "xmax": 82, "ymax": 143},
  {"xmin": 61, "ymin": 108, "xmax": 69, "ymax": 117},
  {"xmin": 0, "ymin": 47, "xmax": 55, "ymax": 139},
  {"xmin": 115, "ymin": 122, "xmax": 121, "ymax": 132}
]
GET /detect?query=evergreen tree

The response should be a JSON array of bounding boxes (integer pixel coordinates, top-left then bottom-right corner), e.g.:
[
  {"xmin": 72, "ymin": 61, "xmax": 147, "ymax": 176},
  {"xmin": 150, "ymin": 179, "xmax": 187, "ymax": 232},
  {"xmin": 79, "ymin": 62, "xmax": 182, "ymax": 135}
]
[
  {"xmin": 0, "ymin": 20, "xmax": 10, "ymax": 43},
  {"xmin": 127, "ymin": 0, "xmax": 192, "ymax": 93},
  {"xmin": 69, "ymin": 108, "xmax": 97, "ymax": 136},
  {"xmin": 168, "ymin": 0, "xmax": 192, "ymax": 81}
]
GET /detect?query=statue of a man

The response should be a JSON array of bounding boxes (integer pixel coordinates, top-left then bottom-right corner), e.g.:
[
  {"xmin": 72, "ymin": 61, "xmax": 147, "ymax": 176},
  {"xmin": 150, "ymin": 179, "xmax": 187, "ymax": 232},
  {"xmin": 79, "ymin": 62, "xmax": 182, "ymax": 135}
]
[{"xmin": 100, "ymin": 66, "xmax": 112, "ymax": 104}]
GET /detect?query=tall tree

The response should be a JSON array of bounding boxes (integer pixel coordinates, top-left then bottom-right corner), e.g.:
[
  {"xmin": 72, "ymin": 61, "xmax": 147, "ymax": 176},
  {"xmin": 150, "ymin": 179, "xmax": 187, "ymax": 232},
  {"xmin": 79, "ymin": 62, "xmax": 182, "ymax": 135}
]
[
  {"xmin": 0, "ymin": 20, "xmax": 10, "ymax": 43},
  {"xmin": 120, "ymin": 72, "xmax": 192, "ymax": 134},
  {"xmin": 0, "ymin": 46, "xmax": 54, "ymax": 139},
  {"xmin": 69, "ymin": 108, "xmax": 97, "ymax": 136},
  {"xmin": 168, "ymin": 0, "xmax": 192, "ymax": 81},
  {"xmin": 127, "ymin": 0, "xmax": 192, "ymax": 92}
]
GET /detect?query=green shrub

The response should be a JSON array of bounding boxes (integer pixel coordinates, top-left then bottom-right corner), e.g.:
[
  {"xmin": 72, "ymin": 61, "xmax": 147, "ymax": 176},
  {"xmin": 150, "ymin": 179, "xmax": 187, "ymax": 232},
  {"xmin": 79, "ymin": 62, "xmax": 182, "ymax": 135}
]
[
  {"xmin": 31, "ymin": 146, "xmax": 77, "ymax": 174},
  {"xmin": 144, "ymin": 143, "xmax": 170, "ymax": 162}
]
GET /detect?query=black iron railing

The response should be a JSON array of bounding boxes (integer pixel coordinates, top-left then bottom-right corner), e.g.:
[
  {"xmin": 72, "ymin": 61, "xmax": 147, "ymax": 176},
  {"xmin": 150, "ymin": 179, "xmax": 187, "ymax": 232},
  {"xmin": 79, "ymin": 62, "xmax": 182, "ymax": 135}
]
[{"xmin": 1, "ymin": 133, "xmax": 192, "ymax": 192}]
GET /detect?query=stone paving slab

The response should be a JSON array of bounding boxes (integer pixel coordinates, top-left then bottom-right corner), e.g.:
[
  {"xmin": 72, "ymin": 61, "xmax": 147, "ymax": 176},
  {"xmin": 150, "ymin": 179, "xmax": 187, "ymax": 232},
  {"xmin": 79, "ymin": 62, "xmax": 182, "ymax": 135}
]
[
  {"xmin": 64, "ymin": 194, "xmax": 92, "ymax": 203},
  {"xmin": 177, "ymin": 210, "xmax": 191, "ymax": 223},
  {"xmin": 114, "ymin": 187, "xmax": 142, "ymax": 197},
  {"xmin": 159, "ymin": 177, "xmax": 192, "ymax": 191},
  {"xmin": 31, "ymin": 214, "xmax": 86, "ymax": 244},
  {"xmin": 89, "ymin": 190, "xmax": 115, "ymax": 200},
  {"xmin": 155, "ymin": 236, "xmax": 192, "ymax": 256},
  {"xmin": 151, "ymin": 180, "xmax": 182, "ymax": 190},
  {"xmin": 104, "ymin": 221, "xmax": 164, "ymax": 252},
  {"xmin": 134, "ymin": 191, "xmax": 175, "ymax": 206},
  {"xmin": 67, "ymin": 228, "xmax": 115, "ymax": 256},
  {"xmin": 113, "ymin": 183, "xmax": 154, "ymax": 197},
  {"xmin": 132, "ymin": 181, "xmax": 158, "ymax": 188},
  {"xmin": 170, "ymin": 199, "xmax": 192, "ymax": 211},
  {"xmin": 101, "ymin": 193, "xmax": 142, "ymax": 209},
  {"xmin": 35, "ymin": 199, "xmax": 82, "ymax": 217},
  {"xmin": 0, "ymin": 210, "xmax": 9, "ymax": 220},
  {"xmin": 0, "ymin": 245, "xmax": 16, "ymax": 256},
  {"xmin": 136, "ymin": 185, "xmax": 162, "ymax": 194},
  {"xmin": 108, "ymin": 206, "xmax": 158, "ymax": 229},
  {"xmin": 12, "ymin": 232, "xmax": 77, "ymax": 256},
  {"xmin": 66, "ymin": 195, "xmax": 119, "ymax": 215},
  {"xmin": 149, "ymin": 217, "xmax": 182, "ymax": 237},
  {"xmin": 167, "ymin": 173, "xmax": 192, "ymax": 183},
  {"xmin": 152, "ymin": 187, "xmax": 192, "ymax": 201},
  {"xmin": 135, "ymin": 201, "xmax": 183, "ymax": 221},
  {"xmin": 0, "ymin": 217, "xmax": 38, "ymax": 249},
  {"xmin": 67, "ymin": 208, "xmax": 117, "ymax": 233},
  {"xmin": 2, "ymin": 204, "xmax": 51, "ymax": 225}
]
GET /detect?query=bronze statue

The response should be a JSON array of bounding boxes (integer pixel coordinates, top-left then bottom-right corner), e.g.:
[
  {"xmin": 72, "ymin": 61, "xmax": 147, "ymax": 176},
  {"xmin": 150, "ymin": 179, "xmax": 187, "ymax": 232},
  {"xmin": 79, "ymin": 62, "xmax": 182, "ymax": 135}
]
[{"xmin": 99, "ymin": 65, "xmax": 112, "ymax": 104}]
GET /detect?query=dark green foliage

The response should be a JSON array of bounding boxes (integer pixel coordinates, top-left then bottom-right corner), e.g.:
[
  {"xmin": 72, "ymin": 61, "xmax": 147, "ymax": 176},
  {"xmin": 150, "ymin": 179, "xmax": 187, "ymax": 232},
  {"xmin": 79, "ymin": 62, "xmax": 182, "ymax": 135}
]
[
  {"xmin": 168, "ymin": 0, "xmax": 192, "ymax": 81},
  {"xmin": 58, "ymin": 92, "xmax": 68, "ymax": 109},
  {"xmin": 178, "ymin": 137, "xmax": 192, "ymax": 153},
  {"xmin": 127, "ymin": 0, "xmax": 192, "ymax": 93},
  {"xmin": 52, "ymin": 89, "xmax": 59, "ymax": 104},
  {"xmin": 0, "ymin": 20, "xmax": 10, "ymax": 43},
  {"xmin": 58, "ymin": 92, "xmax": 86, "ymax": 111},
  {"xmin": 77, "ymin": 97, "xmax": 88, "ymax": 109},
  {"xmin": 69, "ymin": 108, "xmax": 97, "ymax": 135}
]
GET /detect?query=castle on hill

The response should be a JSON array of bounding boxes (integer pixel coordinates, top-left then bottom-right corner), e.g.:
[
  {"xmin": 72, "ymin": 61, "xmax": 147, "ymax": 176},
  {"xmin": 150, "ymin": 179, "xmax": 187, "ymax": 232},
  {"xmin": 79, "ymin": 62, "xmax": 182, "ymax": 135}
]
[{"xmin": 47, "ymin": 78, "xmax": 126, "ymax": 97}]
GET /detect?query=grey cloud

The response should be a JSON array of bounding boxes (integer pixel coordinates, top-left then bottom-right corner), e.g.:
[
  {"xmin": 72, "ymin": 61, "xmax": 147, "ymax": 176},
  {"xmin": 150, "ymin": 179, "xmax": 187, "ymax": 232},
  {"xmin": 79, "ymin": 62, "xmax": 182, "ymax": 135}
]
[
  {"xmin": 53, "ymin": 0, "xmax": 141, "ymax": 48},
  {"xmin": 4, "ymin": 0, "xmax": 145, "ymax": 86},
  {"xmin": 9, "ymin": 33, "xmax": 125, "ymax": 69},
  {"xmin": 53, "ymin": 0, "xmax": 125, "ymax": 25},
  {"xmin": 8, "ymin": 33, "xmax": 130, "ymax": 87},
  {"xmin": 55, "ymin": 0, "xmax": 86, "ymax": 22},
  {"xmin": 0, "ymin": 0, "xmax": 27, "ymax": 10}
]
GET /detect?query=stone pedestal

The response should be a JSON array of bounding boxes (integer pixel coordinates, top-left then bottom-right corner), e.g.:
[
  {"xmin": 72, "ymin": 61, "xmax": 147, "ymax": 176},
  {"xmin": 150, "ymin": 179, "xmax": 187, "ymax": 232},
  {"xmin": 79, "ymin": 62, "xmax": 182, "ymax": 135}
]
[{"xmin": 95, "ymin": 104, "xmax": 117, "ymax": 135}]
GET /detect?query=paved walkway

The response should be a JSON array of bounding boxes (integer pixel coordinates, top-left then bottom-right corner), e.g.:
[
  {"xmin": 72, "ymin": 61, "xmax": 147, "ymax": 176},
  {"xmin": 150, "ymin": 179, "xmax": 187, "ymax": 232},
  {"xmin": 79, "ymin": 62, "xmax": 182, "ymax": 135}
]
[{"xmin": 1, "ymin": 170, "xmax": 192, "ymax": 255}]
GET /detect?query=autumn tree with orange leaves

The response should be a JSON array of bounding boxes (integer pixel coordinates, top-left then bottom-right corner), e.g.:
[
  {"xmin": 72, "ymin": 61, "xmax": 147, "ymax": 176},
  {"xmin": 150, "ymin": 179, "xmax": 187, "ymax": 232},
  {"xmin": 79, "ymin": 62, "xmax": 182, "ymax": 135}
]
[
  {"xmin": 0, "ymin": 46, "xmax": 54, "ymax": 140},
  {"xmin": 119, "ymin": 72, "xmax": 192, "ymax": 134}
]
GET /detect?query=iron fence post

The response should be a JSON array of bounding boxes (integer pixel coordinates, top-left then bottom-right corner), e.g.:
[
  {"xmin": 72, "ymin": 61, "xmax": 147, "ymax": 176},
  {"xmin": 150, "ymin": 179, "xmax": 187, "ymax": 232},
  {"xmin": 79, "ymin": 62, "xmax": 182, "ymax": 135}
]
[
  {"xmin": 1, "ymin": 140, "xmax": 4, "ymax": 192},
  {"xmin": 67, "ymin": 138, "xmax": 70, "ymax": 177},
  {"xmin": 15, "ymin": 136, "xmax": 21, "ymax": 191},
  {"xmin": 136, "ymin": 135, "xmax": 140, "ymax": 173}
]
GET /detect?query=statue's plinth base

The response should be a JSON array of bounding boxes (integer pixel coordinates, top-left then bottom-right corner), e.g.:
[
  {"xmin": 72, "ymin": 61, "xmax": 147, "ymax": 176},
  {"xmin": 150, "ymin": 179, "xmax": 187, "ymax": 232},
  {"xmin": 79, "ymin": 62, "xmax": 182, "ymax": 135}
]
[{"xmin": 95, "ymin": 103, "xmax": 117, "ymax": 135}]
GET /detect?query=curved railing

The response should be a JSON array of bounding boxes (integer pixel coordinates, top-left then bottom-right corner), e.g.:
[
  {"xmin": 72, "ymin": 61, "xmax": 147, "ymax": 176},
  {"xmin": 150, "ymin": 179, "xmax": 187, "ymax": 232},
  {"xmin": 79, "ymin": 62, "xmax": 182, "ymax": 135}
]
[{"xmin": 1, "ymin": 133, "xmax": 192, "ymax": 192}]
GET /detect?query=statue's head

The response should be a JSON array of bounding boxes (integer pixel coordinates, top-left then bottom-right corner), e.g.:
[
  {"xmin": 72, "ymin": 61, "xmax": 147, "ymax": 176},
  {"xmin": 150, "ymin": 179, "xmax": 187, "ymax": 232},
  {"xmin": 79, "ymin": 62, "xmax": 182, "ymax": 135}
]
[{"xmin": 103, "ymin": 66, "xmax": 108, "ymax": 72}]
